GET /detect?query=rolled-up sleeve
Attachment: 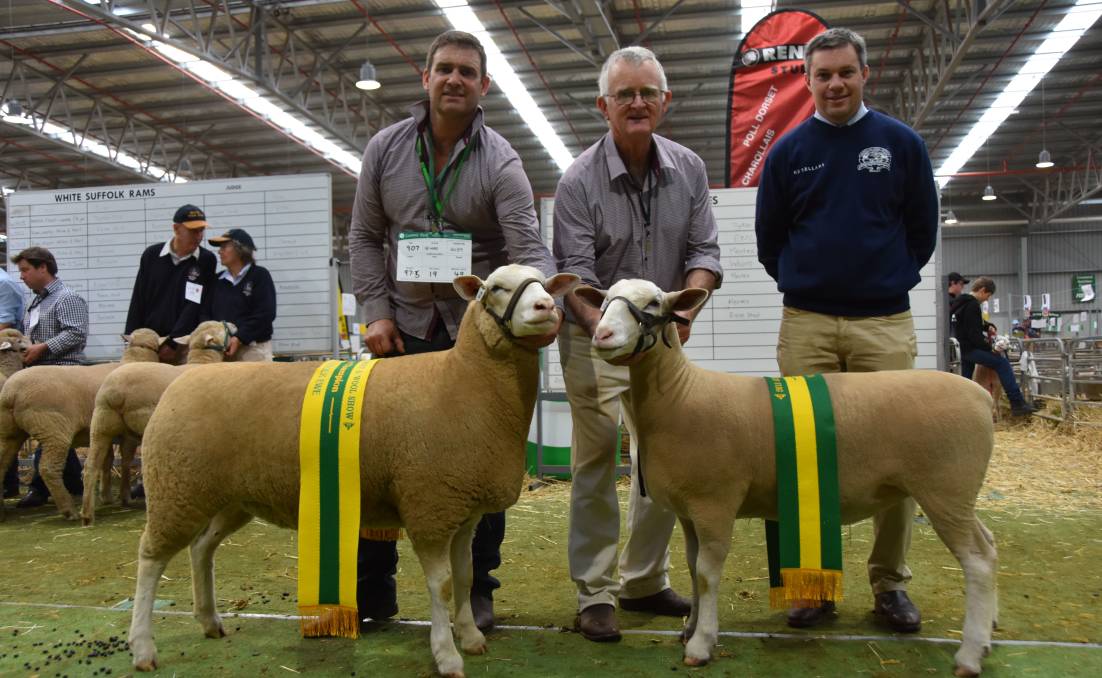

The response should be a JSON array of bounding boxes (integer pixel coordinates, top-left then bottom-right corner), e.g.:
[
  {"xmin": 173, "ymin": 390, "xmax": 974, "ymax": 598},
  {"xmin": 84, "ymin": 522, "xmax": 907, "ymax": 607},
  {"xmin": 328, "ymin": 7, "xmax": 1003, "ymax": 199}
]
[
  {"xmin": 552, "ymin": 175, "xmax": 600, "ymax": 288},
  {"xmin": 684, "ymin": 156, "xmax": 724, "ymax": 287},
  {"xmin": 44, "ymin": 294, "xmax": 88, "ymax": 358},
  {"xmin": 349, "ymin": 138, "xmax": 393, "ymax": 326},
  {"xmin": 494, "ymin": 152, "xmax": 556, "ymax": 278}
]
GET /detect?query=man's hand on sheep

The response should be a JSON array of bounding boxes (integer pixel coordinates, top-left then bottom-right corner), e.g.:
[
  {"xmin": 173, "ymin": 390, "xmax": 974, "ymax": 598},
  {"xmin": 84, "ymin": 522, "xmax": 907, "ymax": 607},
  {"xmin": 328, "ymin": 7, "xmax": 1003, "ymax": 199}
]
[
  {"xmin": 225, "ymin": 336, "xmax": 241, "ymax": 357},
  {"xmin": 365, "ymin": 318, "xmax": 406, "ymax": 355},
  {"xmin": 157, "ymin": 343, "xmax": 177, "ymax": 363},
  {"xmin": 22, "ymin": 342, "xmax": 47, "ymax": 365}
]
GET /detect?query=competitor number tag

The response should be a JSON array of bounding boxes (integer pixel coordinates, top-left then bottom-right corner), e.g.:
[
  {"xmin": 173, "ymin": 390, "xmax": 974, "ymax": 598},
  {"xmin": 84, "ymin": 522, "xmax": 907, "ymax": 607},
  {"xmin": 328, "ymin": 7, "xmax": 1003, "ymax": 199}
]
[{"xmin": 396, "ymin": 231, "xmax": 472, "ymax": 283}]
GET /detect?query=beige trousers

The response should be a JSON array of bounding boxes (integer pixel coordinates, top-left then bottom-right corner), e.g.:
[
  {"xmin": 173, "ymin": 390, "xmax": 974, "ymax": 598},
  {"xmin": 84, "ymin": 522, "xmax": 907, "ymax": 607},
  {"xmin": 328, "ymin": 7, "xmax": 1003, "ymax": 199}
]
[
  {"xmin": 777, "ymin": 307, "xmax": 918, "ymax": 595},
  {"xmin": 558, "ymin": 322, "xmax": 676, "ymax": 611}
]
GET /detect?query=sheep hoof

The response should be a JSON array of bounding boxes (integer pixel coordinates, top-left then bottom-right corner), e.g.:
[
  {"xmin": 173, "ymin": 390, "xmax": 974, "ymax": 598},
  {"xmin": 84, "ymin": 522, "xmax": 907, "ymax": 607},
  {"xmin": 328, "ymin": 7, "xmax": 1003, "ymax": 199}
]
[
  {"xmin": 204, "ymin": 623, "xmax": 226, "ymax": 639},
  {"xmin": 461, "ymin": 640, "xmax": 486, "ymax": 656},
  {"xmin": 953, "ymin": 665, "xmax": 980, "ymax": 677},
  {"xmin": 683, "ymin": 655, "xmax": 709, "ymax": 667},
  {"xmin": 81, "ymin": 516, "xmax": 93, "ymax": 527},
  {"xmin": 441, "ymin": 673, "xmax": 465, "ymax": 678}
]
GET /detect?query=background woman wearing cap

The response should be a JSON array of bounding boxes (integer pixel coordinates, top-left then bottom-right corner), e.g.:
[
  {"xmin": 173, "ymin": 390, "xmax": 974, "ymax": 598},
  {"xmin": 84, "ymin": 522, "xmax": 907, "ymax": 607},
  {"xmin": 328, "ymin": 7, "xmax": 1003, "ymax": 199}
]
[{"xmin": 201, "ymin": 228, "xmax": 277, "ymax": 361}]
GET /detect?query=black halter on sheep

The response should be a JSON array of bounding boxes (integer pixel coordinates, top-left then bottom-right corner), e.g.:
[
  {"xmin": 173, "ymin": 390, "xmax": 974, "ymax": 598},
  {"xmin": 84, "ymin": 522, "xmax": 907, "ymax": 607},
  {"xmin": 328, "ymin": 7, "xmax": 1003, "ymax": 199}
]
[
  {"xmin": 126, "ymin": 265, "xmax": 577, "ymax": 678},
  {"xmin": 576, "ymin": 279, "xmax": 998, "ymax": 677}
]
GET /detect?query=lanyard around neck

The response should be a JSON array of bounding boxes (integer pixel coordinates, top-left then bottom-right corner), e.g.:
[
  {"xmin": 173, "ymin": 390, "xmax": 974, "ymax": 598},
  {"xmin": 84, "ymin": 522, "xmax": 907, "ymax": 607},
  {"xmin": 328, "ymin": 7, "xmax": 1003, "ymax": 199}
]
[
  {"xmin": 627, "ymin": 167, "xmax": 656, "ymax": 227},
  {"xmin": 417, "ymin": 129, "xmax": 476, "ymax": 227}
]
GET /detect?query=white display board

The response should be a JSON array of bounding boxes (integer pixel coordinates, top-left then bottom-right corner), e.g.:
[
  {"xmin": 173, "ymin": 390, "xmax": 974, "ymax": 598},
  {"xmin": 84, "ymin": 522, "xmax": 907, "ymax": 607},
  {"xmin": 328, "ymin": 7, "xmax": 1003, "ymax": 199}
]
[
  {"xmin": 5, "ymin": 174, "xmax": 335, "ymax": 360},
  {"xmin": 537, "ymin": 187, "xmax": 937, "ymax": 389}
]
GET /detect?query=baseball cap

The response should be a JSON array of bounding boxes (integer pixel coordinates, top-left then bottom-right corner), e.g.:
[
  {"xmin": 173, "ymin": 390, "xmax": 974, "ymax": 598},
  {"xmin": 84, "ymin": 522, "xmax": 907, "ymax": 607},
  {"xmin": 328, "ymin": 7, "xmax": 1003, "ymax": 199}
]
[
  {"xmin": 173, "ymin": 204, "xmax": 208, "ymax": 229},
  {"xmin": 209, "ymin": 228, "xmax": 256, "ymax": 250},
  {"xmin": 948, "ymin": 272, "xmax": 970, "ymax": 284}
]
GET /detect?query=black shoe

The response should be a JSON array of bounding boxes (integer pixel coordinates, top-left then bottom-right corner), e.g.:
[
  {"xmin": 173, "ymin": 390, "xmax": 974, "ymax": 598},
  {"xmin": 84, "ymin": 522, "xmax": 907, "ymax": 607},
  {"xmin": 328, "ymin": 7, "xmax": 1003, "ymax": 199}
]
[
  {"xmin": 471, "ymin": 593, "xmax": 494, "ymax": 632},
  {"xmin": 574, "ymin": 604, "xmax": 621, "ymax": 642},
  {"xmin": 359, "ymin": 598, "xmax": 398, "ymax": 624},
  {"xmin": 786, "ymin": 601, "xmax": 837, "ymax": 628},
  {"xmin": 16, "ymin": 489, "xmax": 49, "ymax": 509},
  {"xmin": 619, "ymin": 588, "xmax": 691, "ymax": 617},
  {"xmin": 873, "ymin": 591, "xmax": 921, "ymax": 633},
  {"xmin": 1010, "ymin": 401, "xmax": 1037, "ymax": 417},
  {"xmin": 130, "ymin": 482, "xmax": 145, "ymax": 499}
]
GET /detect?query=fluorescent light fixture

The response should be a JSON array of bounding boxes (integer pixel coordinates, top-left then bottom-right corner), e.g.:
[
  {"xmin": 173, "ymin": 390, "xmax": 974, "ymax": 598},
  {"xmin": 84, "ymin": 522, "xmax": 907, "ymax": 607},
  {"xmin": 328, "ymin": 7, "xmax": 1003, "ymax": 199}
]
[
  {"xmin": 935, "ymin": 0, "xmax": 1102, "ymax": 188},
  {"xmin": 1035, "ymin": 148, "xmax": 1054, "ymax": 168},
  {"xmin": 740, "ymin": 1, "xmax": 775, "ymax": 34},
  {"xmin": 982, "ymin": 184, "xmax": 997, "ymax": 201},
  {"xmin": 356, "ymin": 61, "xmax": 381, "ymax": 91},
  {"xmin": 432, "ymin": 0, "xmax": 574, "ymax": 172},
  {"xmin": 945, "ymin": 210, "xmax": 959, "ymax": 224},
  {"xmin": 2, "ymin": 101, "xmax": 28, "ymax": 124}
]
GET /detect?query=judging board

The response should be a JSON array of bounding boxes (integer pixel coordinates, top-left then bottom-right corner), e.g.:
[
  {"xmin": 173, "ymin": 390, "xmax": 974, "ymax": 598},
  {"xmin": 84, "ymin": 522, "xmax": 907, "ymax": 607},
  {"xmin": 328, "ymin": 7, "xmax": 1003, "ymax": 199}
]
[
  {"xmin": 5, "ymin": 174, "xmax": 335, "ymax": 361},
  {"xmin": 539, "ymin": 187, "xmax": 938, "ymax": 391}
]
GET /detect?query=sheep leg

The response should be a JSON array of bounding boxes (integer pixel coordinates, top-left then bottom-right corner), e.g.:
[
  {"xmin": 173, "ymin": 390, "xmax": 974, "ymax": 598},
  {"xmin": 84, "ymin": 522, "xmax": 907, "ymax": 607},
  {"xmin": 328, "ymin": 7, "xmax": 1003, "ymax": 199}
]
[
  {"xmin": 411, "ymin": 536, "xmax": 465, "ymax": 678},
  {"xmin": 119, "ymin": 438, "xmax": 139, "ymax": 507},
  {"xmin": 683, "ymin": 516, "xmax": 734, "ymax": 667},
  {"xmin": 83, "ymin": 417, "xmax": 119, "ymax": 524},
  {"xmin": 679, "ymin": 517, "xmax": 700, "ymax": 644},
  {"xmin": 189, "ymin": 507, "xmax": 253, "ymax": 638},
  {"xmin": 0, "ymin": 434, "xmax": 28, "ymax": 522},
  {"xmin": 449, "ymin": 516, "xmax": 485, "ymax": 655},
  {"xmin": 129, "ymin": 533, "xmax": 171, "ymax": 671},
  {"xmin": 38, "ymin": 440, "xmax": 77, "ymax": 520},
  {"xmin": 923, "ymin": 508, "xmax": 997, "ymax": 677}
]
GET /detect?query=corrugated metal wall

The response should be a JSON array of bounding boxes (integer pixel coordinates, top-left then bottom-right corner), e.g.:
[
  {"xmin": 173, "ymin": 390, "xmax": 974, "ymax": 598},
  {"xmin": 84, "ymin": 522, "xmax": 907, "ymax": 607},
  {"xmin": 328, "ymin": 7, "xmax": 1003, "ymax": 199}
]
[{"xmin": 943, "ymin": 223, "xmax": 1102, "ymax": 335}]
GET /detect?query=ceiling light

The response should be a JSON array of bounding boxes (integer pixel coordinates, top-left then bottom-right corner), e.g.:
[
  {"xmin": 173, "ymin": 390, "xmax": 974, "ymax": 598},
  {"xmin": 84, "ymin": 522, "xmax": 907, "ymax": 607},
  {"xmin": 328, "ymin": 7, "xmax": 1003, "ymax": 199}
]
[
  {"xmin": 945, "ymin": 210, "xmax": 959, "ymax": 224},
  {"xmin": 982, "ymin": 184, "xmax": 997, "ymax": 201},
  {"xmin": 1035, "ymin": 149, "xmax": 1054, "ymax": 169},
  {"xmin": 355, "ymin": 61, "xmax": 381, "ymax": 91}
]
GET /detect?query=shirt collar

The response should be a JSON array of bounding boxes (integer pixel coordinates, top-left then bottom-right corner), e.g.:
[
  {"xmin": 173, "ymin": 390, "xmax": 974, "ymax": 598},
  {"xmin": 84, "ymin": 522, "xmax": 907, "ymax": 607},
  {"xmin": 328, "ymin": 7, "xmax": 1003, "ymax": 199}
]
[
  {"xmin": 160, "ymin": 239, "xmax": 200, "ymax": 264},
  {"xmin": 38, "ymin": 278, "xmax": 64, "ymax": 298},
  {"xmin": 219, "ymin": 263, "xmax": 252, "ymax": 286},
  {"xmin": 813, "ymin": 102, "xmax": 869, "ymax": 127},
  {"xmin": 411, "ymin": 100, "xmax": 484, "ymax": 146},
  {"xmin": 602, "ymin": 133, "xmax": 670, "ymax": 184}
]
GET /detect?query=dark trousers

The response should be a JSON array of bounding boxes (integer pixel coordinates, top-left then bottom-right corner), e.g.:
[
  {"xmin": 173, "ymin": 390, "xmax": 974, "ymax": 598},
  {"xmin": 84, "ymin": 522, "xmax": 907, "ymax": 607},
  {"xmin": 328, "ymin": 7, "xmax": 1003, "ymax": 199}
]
[
  {"xmin": 3, "ymin": 446, "xmax": 84, "ymax": 497},
  {"xmin": 962, "ymin": 348, "xmax": 1025, "ymax": 404},
  {"xmin": 356, "ymin": 321, "xmax": 505, "ymax": 615}
]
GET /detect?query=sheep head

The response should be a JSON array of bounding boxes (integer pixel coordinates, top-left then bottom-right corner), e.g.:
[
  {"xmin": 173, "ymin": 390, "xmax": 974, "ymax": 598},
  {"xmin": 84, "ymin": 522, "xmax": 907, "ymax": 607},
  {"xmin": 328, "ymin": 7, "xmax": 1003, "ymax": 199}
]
[
  {"xmin": 176, "ymin": 320, "xmax": 237, "ymax": 354},
  {"xmin": 0, "ymin": 329, "xmax": 30, "ymax": 375},
  {"xmin": 576, "ymin": 279, "xmax": 709, "ymax": 363},
  {"xmin": 454, "ymin": 264, "xmax": 578, "ymax": 349},
  {"xmin": 122, "ymin": 328, "xmax": 165, "ymax": 356}
]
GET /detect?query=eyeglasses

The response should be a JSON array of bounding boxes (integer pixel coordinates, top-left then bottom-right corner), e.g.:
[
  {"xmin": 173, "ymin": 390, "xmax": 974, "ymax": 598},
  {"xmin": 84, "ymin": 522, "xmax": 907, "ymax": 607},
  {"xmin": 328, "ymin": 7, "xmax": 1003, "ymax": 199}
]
[{"xmin": 605, "ymin": 87, "xmax": 664, "ymax": 106}]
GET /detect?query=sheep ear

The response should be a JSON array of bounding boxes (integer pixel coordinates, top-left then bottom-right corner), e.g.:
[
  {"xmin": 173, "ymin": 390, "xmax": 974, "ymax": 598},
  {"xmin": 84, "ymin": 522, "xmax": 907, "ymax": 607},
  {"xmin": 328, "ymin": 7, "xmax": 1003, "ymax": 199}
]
[
  {"xmin": 121, "ymin": 333, "xmax": 131, "ymax": 343},
  {"xmin": 665, "ymin": 288, "xmax": 710, "ymax": 313},
  {"xmin": 175, "ymin": 334, "xmax": 191, "ymax": 346},
  {"xmin": 0, "ymin": 341, "xmax": 11, "ymax": 351},
  {"xmin": 573, "ymin": 285, "xmax": 606, "ymax": 309},
  {"xmin": 453, "ymin": 275, "xmax": 484, "ymax": 301},
  {"xmin": 543, "ymin": 273, "xmax": 580, "ymax": 298}
]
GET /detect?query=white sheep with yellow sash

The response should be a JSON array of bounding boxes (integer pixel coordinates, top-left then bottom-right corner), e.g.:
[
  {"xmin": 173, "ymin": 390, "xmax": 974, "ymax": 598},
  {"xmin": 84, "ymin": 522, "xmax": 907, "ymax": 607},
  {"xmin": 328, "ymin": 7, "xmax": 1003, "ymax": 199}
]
[
  {"xmin": 576, "ymin": 278, "xmax": 998, "ymax": 678},
  {"xmin": 125, "ymin": 265, "xmax": 577, "ymax": 678}
]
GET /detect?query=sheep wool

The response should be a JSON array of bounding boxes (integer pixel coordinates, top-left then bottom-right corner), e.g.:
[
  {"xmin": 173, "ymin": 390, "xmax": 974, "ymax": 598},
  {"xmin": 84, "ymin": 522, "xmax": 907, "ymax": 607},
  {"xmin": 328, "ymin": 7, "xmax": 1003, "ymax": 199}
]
[{"xmin": 297, "ymin": 359, "xmax": 378, "ymax": 639}]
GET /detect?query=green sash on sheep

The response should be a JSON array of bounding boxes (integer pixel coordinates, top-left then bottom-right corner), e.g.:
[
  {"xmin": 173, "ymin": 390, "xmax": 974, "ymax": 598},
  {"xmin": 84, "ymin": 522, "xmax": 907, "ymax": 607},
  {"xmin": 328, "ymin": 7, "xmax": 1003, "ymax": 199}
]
[
  {"xmin": 298, "ymin": 359, "xmax": 378, "ymax": 639},
  {"xmin": 763, "ymin": 375, "xmax": 843, "ymax": 608}
]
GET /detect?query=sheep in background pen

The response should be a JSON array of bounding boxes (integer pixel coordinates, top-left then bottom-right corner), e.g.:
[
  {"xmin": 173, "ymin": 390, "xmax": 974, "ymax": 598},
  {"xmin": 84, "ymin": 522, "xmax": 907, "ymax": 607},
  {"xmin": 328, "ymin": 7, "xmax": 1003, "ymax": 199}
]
[
  {"xmin": 0, "ymin": 328, "xmax": 162, "ymax": 521},
  {"xmin": 81, "ymin": 320, "xmax": 236, "ymax": 523},
  {"xmin": 125, "ymin": 265, "xmax": 577, "ymax": 678},
  {"xmin": 575, "ymin": 279, "xmax": 998, "ymax": 677}
]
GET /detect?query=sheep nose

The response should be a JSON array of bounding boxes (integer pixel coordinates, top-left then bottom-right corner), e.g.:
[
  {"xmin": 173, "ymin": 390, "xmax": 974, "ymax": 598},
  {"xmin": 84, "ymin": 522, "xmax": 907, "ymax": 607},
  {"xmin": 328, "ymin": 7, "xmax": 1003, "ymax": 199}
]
[
  {"xmin": 594, "ymin": 326, "xmax": 614, "ymax": 343},
  {"xmin": 532, "ymin": 298, "xmax": 552, "ymax": 312}
]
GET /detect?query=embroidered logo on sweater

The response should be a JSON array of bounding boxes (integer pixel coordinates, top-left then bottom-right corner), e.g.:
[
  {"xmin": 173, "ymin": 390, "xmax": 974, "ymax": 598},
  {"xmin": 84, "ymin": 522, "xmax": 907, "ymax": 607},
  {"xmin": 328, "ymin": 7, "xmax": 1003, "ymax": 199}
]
[
  {"xmin": 187, "ymin": 266, "xmax": 200, "ymax": 281},
  {"xmin": 243, "ymin": 281, "xmax": 254, "ymax": 297},
  {"xmin": 857, "ymin": 147, "xmax": 891, "ymax": 173}
]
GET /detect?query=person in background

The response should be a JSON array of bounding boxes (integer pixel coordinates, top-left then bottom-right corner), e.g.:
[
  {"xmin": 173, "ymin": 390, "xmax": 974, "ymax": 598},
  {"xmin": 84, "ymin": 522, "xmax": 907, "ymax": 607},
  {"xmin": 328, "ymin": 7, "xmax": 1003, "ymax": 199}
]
[
  {"xmin": 201, "ymin": 229, "xmax": 276, "ymax": 361},
  {"xmin": 0, "ymin": 267, "xmax": 25, "ymax": 499},
  {"xmin": 954, "ymin": 277, "xmax": 1036, "ymax": 416},
  {"xmin": 754, "ymin": 27, "xmax": 938, "ymax": 633},
  {"xmin": 5, "ymin": 247, "xmax": 87, "ymax": 508}
]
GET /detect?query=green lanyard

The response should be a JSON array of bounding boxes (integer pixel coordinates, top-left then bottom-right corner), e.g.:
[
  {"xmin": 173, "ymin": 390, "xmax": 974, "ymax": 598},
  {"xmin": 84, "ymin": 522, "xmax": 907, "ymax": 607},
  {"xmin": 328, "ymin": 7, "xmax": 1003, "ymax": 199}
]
[{"xmin": 417, "ymin": 130, "xmax": 476, "ymax": 230}]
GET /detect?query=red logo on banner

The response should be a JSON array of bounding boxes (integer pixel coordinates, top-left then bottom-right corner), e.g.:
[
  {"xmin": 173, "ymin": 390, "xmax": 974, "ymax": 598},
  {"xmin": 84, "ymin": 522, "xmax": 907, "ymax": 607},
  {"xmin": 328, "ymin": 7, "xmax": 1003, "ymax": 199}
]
[{"xmin": 725, "ymin": 10, "xmax": 829, "ymax": 188}]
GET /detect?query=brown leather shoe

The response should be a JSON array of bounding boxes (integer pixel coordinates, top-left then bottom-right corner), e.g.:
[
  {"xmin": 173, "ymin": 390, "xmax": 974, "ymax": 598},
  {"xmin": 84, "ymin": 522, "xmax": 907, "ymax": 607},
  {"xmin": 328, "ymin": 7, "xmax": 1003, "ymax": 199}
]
[
  {"xmin": 873, "ymin": 591, "xmax": 921, "ymax": 633},
  {"xmin": 786, "ymin": 601, "xmax": 837, "ymax": 628},
  {"xmin": 574, "ymin": 604, "xmax": 621, "ymax": 642},
  {"xmin": 471, "ymin": 593, "xmax": 494, "ymax": 632},
  {"xmin": 619, "ymin": 588, "xmax": 691, "ymax": 617}
]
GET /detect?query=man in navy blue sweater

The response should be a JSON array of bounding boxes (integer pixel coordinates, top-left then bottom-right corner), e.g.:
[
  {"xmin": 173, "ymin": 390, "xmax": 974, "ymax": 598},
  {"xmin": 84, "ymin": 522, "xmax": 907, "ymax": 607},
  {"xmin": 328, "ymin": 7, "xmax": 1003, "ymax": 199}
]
[{"xmin": 755, "ymin": 27, "xmax": 938, "ymax": 633}]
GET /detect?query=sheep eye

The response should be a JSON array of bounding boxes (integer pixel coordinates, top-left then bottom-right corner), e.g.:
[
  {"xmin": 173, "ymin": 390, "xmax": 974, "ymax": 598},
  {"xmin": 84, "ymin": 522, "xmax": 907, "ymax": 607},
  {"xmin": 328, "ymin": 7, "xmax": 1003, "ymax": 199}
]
[
  {"xmin": 490, "ymin": 285, "xmax": 505, "ymax": 293},
  {"xmin": 645, "ymin": 301, "xmax": 659, "ymax": 310}
]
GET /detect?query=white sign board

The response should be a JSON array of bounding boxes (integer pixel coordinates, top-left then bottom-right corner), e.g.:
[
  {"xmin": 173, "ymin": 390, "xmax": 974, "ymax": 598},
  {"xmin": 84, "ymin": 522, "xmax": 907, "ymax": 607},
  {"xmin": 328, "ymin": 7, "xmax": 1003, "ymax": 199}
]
[{"xmin": 5, "ymin": 174, "xmax": 335, "ymax": 360}]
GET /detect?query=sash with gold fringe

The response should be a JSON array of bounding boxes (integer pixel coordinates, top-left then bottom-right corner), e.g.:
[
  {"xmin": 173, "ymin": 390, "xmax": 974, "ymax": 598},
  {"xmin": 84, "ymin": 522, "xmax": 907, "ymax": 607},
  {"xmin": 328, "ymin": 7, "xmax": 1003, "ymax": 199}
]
[
  {"xmin": 763, "ymin": 375, "xmax": 843, "ymax": 608},
  {"xmin": 298, "ymin": 359, "xmax": 378, "ymax": 638}
]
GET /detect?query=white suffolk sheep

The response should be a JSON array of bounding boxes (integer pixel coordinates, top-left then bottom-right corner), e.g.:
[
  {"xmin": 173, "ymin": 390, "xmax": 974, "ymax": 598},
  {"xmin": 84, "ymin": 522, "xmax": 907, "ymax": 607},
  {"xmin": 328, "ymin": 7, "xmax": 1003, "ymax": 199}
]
[
  {"xmin": 575, "ymin": 279, "xmax": 998, "ymax": 677},
  {"xmin": 0, "ymin": 329, "xmax": 31, "ymax": 387},
  {"xmin": 0, "ymin": 329, "xmax": 162, "ymax": 520},
  {"xmin": 81, "ymin": 320, "xmax": 236, "ymax": 523},
  {"xmin": 125, "ymin": 265, "xmax": 577, "ymax": 678}
]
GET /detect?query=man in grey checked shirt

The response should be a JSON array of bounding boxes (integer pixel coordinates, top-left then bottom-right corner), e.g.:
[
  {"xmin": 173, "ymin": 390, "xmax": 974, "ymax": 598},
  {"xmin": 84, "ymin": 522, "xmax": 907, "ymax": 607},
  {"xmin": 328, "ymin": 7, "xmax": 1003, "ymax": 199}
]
[
  {"xmin": 553, "ymin": 46, "xmax": 723, "ymax": 641},
  {"xmin": 6, "ymin": 246, "xmax": 88, "ymax": 508},
  {"xmin": 349, "ymin": 29, "xmax": 557, "ymax": 633}
]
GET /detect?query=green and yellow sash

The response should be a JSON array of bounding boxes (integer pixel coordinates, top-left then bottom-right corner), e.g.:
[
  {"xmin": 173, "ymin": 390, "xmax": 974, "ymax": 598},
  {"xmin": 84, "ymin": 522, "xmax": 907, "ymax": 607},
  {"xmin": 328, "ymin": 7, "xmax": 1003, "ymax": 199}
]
[
  {"xmin": 298, "ymin": 359, "xmax": 378, "ymax": 638},
  {"xmin": 763, "ymin": 375, "xmax": 843, "ymax": 608}
]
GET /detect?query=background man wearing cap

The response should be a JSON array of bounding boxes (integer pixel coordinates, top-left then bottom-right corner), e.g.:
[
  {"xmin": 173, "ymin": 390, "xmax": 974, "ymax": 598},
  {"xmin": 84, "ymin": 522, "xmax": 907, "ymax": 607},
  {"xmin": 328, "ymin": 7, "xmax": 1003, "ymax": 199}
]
[
  {"xmin": 202, "ymin": 228, "xmax": 276, "ymax": 361},
  {"xmin": 754, "ymin": 27, "xmax": 938, "ymax": 633},
  {"xmin": 5, "ymin": 247, "xmax": 88, "ymax": 508},
  {"xmin": 125, "ymin": 204, "xmax": 217, "ymax": 365},
  {"xmin": 348, "ymin": 29, "xmax": 557, "ymax": 632}
]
